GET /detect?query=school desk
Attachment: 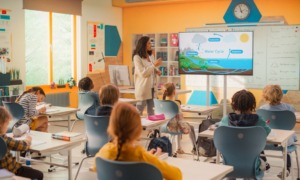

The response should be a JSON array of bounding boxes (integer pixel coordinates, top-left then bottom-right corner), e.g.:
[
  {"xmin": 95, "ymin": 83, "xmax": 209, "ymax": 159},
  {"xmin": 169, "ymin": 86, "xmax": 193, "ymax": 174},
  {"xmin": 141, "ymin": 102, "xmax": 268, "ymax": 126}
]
[
  {"xmin": 119, "ymin": 88, "xmax": 192, "ymax": 99},
  {"xmin": 199, "ymin": 129, "xmax": 295, "ymax": 180},
  {"xmin": 15, "ymin": 131, "xmax": 86, "ymax": 180}
]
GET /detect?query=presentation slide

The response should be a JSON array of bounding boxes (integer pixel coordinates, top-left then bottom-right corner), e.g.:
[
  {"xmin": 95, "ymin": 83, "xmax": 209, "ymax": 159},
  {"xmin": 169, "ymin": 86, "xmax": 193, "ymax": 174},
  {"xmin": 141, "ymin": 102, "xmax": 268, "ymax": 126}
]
[{"xmin": 179, "ymin": 31, "xmax": 253, "ymax": 75}]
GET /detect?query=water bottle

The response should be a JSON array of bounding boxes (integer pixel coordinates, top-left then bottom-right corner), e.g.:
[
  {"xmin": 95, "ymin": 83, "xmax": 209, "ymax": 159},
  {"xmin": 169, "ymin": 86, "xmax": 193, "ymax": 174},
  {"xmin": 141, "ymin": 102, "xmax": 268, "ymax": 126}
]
[{"xmin": 25, "ymin": 151, "xmax": 31, "ymax": 167}]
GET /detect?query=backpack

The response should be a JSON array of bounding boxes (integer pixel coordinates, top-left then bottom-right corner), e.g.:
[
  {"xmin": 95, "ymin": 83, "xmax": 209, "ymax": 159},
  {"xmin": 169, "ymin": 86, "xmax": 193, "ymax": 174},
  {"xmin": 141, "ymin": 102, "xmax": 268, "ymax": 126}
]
[
  {"xmin": 196, "ymin": 116, "xmax": 220, "ymax": 157},
  {"xmin": 147, "ymin": 129, "xmax": 172, "ymax": 156}
]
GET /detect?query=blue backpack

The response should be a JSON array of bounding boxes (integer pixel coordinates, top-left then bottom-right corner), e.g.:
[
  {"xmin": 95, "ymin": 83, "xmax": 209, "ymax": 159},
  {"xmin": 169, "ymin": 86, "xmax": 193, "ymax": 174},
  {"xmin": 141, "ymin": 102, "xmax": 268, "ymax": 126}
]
[{"xmin": 147, "ymin": 129, "xmax": 172, "ymax": 156}]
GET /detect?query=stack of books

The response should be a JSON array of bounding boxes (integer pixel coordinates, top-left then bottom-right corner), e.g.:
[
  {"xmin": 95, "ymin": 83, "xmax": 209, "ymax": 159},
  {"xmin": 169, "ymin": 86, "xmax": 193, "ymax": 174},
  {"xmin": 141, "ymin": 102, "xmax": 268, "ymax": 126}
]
[{"xmin": 52, "ymin": 131, "xmax": 82, "ymax": 141}]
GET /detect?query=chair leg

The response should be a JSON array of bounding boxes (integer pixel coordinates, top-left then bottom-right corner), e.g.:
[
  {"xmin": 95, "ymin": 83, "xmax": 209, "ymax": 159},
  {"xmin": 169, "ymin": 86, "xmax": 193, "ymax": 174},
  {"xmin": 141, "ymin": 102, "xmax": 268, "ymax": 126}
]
[
  {"xmin": 70, "ymin": 119, "xmax": 78, "ymax": 131},
  {"xmin": 74, "ymin": 156, "xmax": 92, "ymax": 180},
  {"xmin": 294, "ymin": 150, "xmax": 300, "ymax": 180}
]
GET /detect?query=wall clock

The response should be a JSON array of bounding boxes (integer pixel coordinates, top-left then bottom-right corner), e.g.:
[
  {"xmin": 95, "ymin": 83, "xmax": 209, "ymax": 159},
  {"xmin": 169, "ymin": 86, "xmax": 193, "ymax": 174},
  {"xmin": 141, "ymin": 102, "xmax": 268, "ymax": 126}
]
[{"xmin": 224, "ymin": 0, "xmax": 261, "ymax": 23}]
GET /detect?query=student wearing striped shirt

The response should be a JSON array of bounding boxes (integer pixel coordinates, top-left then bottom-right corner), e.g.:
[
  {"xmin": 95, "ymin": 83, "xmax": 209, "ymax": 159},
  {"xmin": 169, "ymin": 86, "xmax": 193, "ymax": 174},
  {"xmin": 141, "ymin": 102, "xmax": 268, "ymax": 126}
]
[
  {"xmin": 0, "ymin": 107, "xmax": 43, "ymax": 179},
  {"xmin": 16, "ymin": 87, "xmax": 48, "ymax": 132}
]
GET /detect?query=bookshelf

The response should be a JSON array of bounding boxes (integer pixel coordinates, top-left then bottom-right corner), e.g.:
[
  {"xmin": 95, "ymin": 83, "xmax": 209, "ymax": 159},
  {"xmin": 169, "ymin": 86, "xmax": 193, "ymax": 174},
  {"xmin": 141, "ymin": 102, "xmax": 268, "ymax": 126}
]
[
  {"xmin": 132, "ymin": 32, "xmax": 180, "ymax": 89},
  {"xmin": 0, "ymin": 84, "xmax": 23, "ymax": 105}
]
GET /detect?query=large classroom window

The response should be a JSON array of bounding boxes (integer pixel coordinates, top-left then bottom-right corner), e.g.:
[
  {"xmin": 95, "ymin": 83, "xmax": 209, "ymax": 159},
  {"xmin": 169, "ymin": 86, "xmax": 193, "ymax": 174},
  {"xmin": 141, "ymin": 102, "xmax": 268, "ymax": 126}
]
[{"xmin": 25, "ymin": 10, "xmax": 77, "ymax": 86}]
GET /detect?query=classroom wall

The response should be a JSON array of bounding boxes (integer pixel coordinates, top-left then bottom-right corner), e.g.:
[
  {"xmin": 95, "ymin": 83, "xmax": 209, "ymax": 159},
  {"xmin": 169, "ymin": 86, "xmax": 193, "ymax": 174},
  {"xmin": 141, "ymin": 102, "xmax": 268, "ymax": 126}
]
[
  {"xmin": 0, "ymin": 0, "xmax": 122, "ymax": 83},
  {"xmin": 1, "ymin": 0, "xmax": 122, "ymax": 107},
  {"xmin": 122, "ymin": 0, "xmax": 300, "ymax": 105}
]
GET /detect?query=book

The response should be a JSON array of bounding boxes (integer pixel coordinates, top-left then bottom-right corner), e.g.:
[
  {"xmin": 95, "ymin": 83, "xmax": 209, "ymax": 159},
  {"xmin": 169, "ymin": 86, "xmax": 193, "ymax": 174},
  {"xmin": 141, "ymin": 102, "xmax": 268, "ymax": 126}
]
[
  {"xmin": 52, "ymin": 131, "xmax": 82, "ymax": 141},
  {"xmin": 0, "ymin": 169, "xmax": 14, "ymax": 179}
]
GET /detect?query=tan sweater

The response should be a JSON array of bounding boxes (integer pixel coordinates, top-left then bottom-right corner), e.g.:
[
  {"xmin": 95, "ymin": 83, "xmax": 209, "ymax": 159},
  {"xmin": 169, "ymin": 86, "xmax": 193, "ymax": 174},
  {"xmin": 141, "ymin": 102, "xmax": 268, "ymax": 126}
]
[{"xmin": 133, "ymin": 54, "xmax": 158, "ymax": 100}]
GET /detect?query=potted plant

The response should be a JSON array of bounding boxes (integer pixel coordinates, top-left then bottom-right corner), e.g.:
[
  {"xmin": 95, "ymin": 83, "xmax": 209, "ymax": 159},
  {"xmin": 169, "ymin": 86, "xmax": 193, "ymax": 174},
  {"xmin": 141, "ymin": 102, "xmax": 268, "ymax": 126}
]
[
  {"xmin": 57, "ymin": 78, "xmax": 66, "ymax": 88},
  {"xmin": 67, "ymin": 77, "xmax": 76, "ymax": 89}
]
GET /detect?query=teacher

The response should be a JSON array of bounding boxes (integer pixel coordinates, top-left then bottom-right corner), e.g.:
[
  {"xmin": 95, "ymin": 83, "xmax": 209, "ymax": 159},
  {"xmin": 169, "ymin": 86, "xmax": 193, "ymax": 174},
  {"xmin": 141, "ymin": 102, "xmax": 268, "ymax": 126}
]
[{"xmin": 133, "ymin": 36, "xmax": 162, "ymax": 116}]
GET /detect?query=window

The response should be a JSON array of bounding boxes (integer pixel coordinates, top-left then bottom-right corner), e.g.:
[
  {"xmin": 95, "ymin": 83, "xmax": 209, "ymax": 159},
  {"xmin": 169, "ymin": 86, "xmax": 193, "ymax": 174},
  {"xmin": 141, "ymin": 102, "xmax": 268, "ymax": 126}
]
[{"xmin": 25, "ymin": 10, "xmax": 77, "ymax": 86}]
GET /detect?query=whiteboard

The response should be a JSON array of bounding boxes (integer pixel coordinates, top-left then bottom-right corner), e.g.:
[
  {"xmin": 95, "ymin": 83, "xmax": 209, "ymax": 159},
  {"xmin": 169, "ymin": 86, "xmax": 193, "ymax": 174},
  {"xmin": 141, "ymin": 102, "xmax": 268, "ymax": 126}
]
[{"xmin": 185, "ymin": 25, "xmax": 300, "ymax": 90}]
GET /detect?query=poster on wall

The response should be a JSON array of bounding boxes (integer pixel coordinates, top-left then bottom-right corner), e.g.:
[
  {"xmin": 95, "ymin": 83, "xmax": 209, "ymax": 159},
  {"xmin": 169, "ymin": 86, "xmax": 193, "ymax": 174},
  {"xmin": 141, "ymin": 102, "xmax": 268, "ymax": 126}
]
[
  {"xmin": 0, "ymin": 9, "xmax": 11, "ymax": 75},
  {"xmin": 87, "ymin": 22, "xmax": 105, "ymax": 73}
]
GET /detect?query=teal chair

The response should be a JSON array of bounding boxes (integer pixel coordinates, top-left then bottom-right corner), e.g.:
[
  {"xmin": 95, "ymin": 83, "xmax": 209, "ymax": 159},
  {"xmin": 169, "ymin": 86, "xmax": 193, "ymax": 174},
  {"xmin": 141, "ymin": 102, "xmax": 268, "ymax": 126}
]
[
  {"xmin": 256, "ymin": 109, "xmax": 300, "ymax": 179},
  {"xmin": 70, "ymin": 92, "xmax": 94, "ymax": 131},
  {"xmin": 74, "ymin": 115, "xmax": 110, "ymax": 180},
  {"xmin": 214, "ymin": 126, "xmax": 267, "ymax": 179},
  {"xmin": 2, "ymin": 101, "xmax": 25, "ymax": 133},
  {"xmin": 0, "ymin": 137, "xmax": 7, "ymax": 160},
  {"xmin": 96, "ymin": 157, "xmax": 163, "ymax": 180}
]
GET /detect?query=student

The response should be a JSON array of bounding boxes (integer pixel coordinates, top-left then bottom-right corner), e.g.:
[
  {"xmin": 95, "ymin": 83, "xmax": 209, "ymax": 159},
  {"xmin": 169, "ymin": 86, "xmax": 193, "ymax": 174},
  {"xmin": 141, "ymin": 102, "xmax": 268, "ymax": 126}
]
[
  {"xmin": 16, "ymin": 86, "xmax": 48, "ymax": 132},
  {"xmin": 259, "ymin": 84, "xmax": 297, "ymax": 178},
  {"xmin": 78, "ymin": 77, "xmax": 100, "ymax": 115},
  {"xmin": 133, "ymin": 36, "xmax": 162, "ymax": 116},
  {"xmin": 218, "ymin": 89, "xmax": 271, "ymax": 175},
  {"xmin": 0, "ymin": 107, "xmax": 44, "ymax": 180},
  {"xmin": 161, "ymin": 82, "xmax": 197, "ymax": 154},
  {"xmin": 93, "ymin": 102, "xmax": 182, "ymax": 180},
  {"xmin": 96, "ymin": 84, "xmax": 119, "ymax": 116}
]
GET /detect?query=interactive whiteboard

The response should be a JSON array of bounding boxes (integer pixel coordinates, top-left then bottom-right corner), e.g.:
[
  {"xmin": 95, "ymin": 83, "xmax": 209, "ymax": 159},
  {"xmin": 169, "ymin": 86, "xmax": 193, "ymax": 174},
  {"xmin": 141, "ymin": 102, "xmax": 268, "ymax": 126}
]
[{"xmin": 185, "ymin": 25, "xmax": 300, "ymax": 90}]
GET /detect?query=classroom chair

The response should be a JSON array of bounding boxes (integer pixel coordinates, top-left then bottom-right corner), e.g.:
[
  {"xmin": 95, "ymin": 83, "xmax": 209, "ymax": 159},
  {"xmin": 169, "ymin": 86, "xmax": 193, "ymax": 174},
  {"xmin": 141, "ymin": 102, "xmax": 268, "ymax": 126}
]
[
  {"xmin": 0, "ymin": 137, "xmax": 7, "ymax": 160},
  {"xmin": 95, "ymin": 156, "xmax": 163, "ymax": 180},
  {"xmin": 257, "ymin": 109, "xmax": 300, "ymax": 179},
  {"xmin": 214, "ymin": 126, "xmax": 267, "ymax": 179},
  {"xmin": 70, "ymin": 92, "xmax": 94, "ymax": 131},
  {"xmin": 154, "ymin": 99, "xmax": 199, "ymax": 159},
  {"xmin": 2, "ymin": 101, "xmax": 25, "ymax": 133},
  {"xmin": 74, "ymin": 114, "xmax": 110, "ymax": 180}
]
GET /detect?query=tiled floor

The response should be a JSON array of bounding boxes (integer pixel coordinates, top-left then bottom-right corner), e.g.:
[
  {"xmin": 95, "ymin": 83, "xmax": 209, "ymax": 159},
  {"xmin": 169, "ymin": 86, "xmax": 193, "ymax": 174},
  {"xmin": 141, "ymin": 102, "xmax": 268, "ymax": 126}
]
[{"xmin": 29, "ymin": 118, "xmax": 300, "ymax": 180}]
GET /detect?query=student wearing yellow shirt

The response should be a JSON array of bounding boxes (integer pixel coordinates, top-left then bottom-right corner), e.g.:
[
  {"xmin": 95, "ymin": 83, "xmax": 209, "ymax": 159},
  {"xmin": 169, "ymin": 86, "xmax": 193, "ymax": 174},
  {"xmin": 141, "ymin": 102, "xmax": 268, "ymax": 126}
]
[{"xmin": 93, "ymin": 102, "xmax": 182, "ymax": 180}]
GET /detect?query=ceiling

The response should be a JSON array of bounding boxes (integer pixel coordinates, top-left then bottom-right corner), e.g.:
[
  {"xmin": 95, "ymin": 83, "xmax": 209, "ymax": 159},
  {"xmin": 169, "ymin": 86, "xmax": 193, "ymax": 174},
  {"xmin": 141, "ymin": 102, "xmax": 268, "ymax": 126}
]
[{"xmin": 112, "ymin": 0, "xmax": 224, "ymax": 8}]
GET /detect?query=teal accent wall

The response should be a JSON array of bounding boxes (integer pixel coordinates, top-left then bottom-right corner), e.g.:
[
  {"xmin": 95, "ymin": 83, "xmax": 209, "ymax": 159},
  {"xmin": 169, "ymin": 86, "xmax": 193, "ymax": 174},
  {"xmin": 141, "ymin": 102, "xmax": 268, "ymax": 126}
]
[{"xmin": 105, "ymin": 25, "xmax": 121, "ymax": 56}]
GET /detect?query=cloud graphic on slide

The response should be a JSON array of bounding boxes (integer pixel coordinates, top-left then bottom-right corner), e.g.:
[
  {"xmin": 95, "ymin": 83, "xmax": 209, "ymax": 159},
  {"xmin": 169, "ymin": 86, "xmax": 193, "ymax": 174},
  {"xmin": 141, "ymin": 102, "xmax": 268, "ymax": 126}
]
[
  {"xmin": 192, "ymin": 34, "xmax": 206, "ymax": 50},
  {"xmin": 223, "ymin": 34, "xmax": 236, "ymax": 43}
]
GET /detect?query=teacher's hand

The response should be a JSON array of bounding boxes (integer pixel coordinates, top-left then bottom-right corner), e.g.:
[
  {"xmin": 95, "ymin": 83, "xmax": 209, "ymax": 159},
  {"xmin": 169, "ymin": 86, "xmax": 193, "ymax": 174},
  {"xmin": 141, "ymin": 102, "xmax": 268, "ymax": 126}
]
[
  {"xmin": 156, "ymin": 70, "xmax": 162, "ymax": 76},
  {"xmin": 153, "ymin": 58, "xmax": 162, "ymax": 67}
]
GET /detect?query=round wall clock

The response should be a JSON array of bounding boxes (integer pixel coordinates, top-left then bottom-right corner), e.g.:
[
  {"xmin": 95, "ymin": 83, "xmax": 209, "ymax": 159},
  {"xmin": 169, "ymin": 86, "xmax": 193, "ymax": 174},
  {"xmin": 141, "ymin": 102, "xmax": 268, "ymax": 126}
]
[{"xmin": 233, "ymin": 3, "xmax": 250, "ymax": 20}]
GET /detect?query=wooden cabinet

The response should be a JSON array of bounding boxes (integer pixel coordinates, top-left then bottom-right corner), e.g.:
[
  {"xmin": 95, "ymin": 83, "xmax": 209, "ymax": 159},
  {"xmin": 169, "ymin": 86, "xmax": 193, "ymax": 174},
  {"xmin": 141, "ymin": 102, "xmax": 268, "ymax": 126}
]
[{"xmin": 132, "ymin": 33, "xmax": 180, "ymax": 89}]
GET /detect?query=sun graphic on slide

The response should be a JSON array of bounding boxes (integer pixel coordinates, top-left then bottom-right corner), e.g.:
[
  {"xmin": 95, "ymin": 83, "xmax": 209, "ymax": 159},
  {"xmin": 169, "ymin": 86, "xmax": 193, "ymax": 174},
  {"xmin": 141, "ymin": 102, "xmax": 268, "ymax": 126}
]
[{"xmin": 240, "ymin": 33, "xmax": 249, "ymax": 43}]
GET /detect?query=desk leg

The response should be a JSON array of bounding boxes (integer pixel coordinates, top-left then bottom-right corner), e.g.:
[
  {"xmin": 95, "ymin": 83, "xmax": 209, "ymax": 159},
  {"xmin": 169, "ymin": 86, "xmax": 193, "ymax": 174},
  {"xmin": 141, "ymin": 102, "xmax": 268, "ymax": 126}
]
[
  {"xmin": 68, "ymin": 149, "xmax": 72, "ymax": 180},
  {"xmin": 68, "ymin": 115, "xmax": 71, "ymax": 132},
  {"xmin": 282, "ymin": 143, "xmax": 287, "ymax": 180},
  {"xmin": 216, "ymin": 150, "xmax": 220, "ymax": 164}
]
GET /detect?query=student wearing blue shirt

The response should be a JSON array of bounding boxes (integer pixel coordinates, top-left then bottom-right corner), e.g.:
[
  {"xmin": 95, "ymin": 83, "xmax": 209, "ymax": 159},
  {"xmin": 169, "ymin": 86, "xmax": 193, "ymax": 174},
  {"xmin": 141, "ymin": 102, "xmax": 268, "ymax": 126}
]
[
  {"xmin": 259, "ymin": 84, "xmax": 297, "ymax": 178},
  {"xmin": 219, "ymin": 89, "xmax": 271, "ymax": 175},
  {"xmin": 78, "ymin": 77, "xmax": 100, "ymax": 115}
]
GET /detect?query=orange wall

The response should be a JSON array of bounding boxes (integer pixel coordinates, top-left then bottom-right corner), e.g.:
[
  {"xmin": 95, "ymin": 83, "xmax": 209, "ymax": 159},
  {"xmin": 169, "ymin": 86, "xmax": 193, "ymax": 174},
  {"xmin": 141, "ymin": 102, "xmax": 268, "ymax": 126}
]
[{"xmin": 122, "ymin": 0, "xmax": 300, "ymax": 103}]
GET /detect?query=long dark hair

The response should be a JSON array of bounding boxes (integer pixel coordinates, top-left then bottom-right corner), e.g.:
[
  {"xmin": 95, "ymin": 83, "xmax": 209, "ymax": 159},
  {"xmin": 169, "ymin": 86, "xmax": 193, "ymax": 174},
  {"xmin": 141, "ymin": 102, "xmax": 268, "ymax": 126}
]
[
  {"xmin": 133, "ymin": 36, "xmax": 152, "ymax": 59},
  {"xmin": 162, "ymin": 82, "xmax": 176, "ymax": 100},
  {"xmin": 16, "ymin": 86, "xmax": 46, "ymax": 102}
]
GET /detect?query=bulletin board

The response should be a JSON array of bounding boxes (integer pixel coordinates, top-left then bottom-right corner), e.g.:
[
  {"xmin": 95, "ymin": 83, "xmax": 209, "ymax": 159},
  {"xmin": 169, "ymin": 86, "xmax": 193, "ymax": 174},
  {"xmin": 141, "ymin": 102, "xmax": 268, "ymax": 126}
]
[
  {"xmin": 87, "ymin": 22, "xmax": 105, "ymax": 73},
  {"xmin": 0, "ymin": 9, "xmax": 12, "ymax": 74},
  {"xmin": 185, "ymin": 25, "xmax": 300, "ymax": 90}
]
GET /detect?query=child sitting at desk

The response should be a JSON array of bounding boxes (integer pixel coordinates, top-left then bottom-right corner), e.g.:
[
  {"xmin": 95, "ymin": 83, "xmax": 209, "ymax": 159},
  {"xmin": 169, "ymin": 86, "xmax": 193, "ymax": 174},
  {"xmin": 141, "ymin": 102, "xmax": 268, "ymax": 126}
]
[
  {"xmin": 161, "ymin": 82, "xmax": 197, "ymax": 154},
  {"xmin": 93, "ymin": 102, "xmax": 182, "ymax": 180},
  {"xmin": 16, "ymin": 86, "xmax": 48, "ymax": 132},
  {"xmin": 96, "ymin": 84, "xmax": 119, "ymax": 116},
  {"xmin": 0, "ymin": 107, "xmax": 44, "ymax": 180},
  {"xmin": 218, "ymin": 89, "xmax": 271, "ymax": 175},
  {"xmin": 259, "ymin": 84, "xmax": 297, "ymax": 178},
  {"xmin": 78, "ymin": 77, "xmax": 100, "ymax": 115}
]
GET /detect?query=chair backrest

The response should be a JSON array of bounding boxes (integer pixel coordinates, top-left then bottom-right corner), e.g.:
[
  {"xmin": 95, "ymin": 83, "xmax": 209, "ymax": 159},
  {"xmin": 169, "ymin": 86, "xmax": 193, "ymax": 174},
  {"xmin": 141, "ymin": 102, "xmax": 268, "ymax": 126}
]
[
  {"xmin": 83, "ymin": 114, "xmax": 110, "ymax": 156},
  {"xmin": 2, "ymin": 101, "xmax": 25, "ymax": 133},
  {"xmin": 214, "ymin": 126, "xmax": 267, "ymax": 179},
  {"xmin": 154, "ymin": 99, "xmax": 179, "ymax": 119},
  {"xmin": 256, "ymin": 109, "xmax": 296, "ymax": 130},
  {"xmin": 96, "ymin": 157, "xmax": 163, "ymax": 180},
  {"xmin": 0, "ymin": 137, "xmax": 7, "ymax": 160},
  {"xmin": 76, "ymin": 92, "xmax": 94, "ymax": 120}
]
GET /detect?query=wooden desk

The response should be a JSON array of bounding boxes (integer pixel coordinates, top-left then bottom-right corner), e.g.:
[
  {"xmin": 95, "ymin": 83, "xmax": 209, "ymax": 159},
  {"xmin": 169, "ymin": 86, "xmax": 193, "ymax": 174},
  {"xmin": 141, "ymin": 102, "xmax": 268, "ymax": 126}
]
[
  {"xmin": 295, "ymin": 112, "xmax": 300, "ymax": 122},
  {"xmin": 119, "ymin": 98, "xmax": 139, "ymax": 104},
  {"xmin": 76, "ymin": 157, "xmax": 233, "ymax": 180},
  {"xmin": 141, "ymin": 117, "xmax": 168, "ymax": 130},
  {"xmin": 181, "ymin": 104, "xmax": 219, "ymax": 114},
  {"xmin": 42, "ymin": 106, "xmax": 79, "ymax": 131},
  {"xmin": 199, "ymin": 129, "xmax": 294, "ymax": 180},
  {"xmin": 119, "ymin": 88, "xmax": 192, "ymax": 99},
  {"xmin": 17, "ymin": 131, "xmax": 86, "ymax": 180},
  {"xmin": 165, "ymin": 157, "xmax": 233, "ymax": 180}
]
